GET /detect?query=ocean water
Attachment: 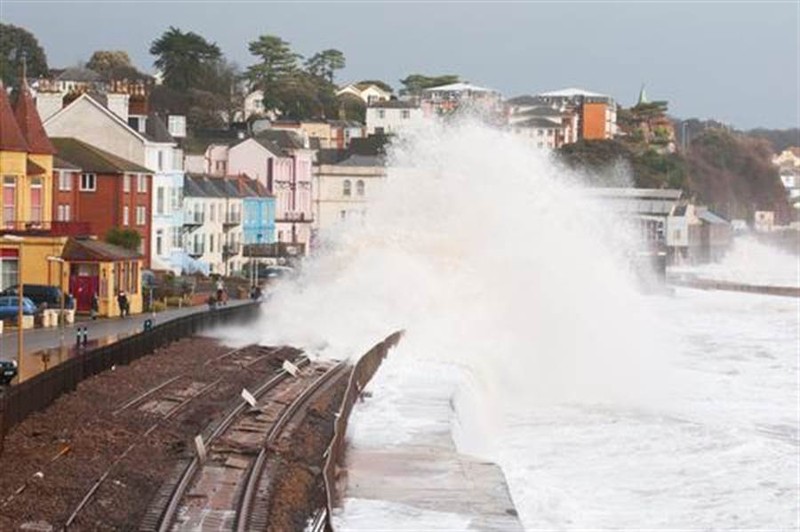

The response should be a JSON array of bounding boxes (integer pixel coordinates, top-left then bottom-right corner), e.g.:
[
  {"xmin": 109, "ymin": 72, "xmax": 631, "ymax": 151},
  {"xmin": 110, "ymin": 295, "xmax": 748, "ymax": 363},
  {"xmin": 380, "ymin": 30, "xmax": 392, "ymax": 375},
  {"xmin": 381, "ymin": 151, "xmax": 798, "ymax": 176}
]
[
  {"xmin": 492, "ymin": 288, "xmax": 799, "ymax": 530},
  {"xmin": 215, "ymin": 120, "xmax": 799, "ymax": 529}
]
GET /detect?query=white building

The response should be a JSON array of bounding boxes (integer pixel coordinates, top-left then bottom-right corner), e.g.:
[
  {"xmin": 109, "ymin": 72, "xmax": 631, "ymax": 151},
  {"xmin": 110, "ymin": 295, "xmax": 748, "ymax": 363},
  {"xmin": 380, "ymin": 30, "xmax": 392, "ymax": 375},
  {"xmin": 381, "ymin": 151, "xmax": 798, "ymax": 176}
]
[
  {"xmin": 337, "ymin": 83, "xmax": 392, "ymax": 104},
  {"xmin": 313, "ymin": 154, "xmax": 386, "ymax": 231},
  {"xmin": 42, "ymin": 92, "xmax": 188, "ymax": 273},
  {"xmin": 366, "ymin": 101, "xmax": 424, "ymax": 135}
]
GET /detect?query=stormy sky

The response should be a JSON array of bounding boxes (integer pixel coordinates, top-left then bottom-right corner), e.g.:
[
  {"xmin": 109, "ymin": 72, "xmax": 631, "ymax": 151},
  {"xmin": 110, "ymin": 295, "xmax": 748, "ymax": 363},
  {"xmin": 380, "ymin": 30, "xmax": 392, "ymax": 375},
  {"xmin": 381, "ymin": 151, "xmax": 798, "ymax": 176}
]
[{"xmin": 1, "ymin": 0, "xmax": 798, "ymax": 129}]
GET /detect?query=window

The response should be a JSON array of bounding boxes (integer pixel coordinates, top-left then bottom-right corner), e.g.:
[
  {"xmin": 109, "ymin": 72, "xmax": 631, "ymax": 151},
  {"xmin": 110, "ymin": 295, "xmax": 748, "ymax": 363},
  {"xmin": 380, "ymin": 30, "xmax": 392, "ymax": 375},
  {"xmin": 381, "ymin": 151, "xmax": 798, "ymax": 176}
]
[
  {"xmin": 156, "ymin": 186, "xmax": 165, "ymax": 214},
  {"xmin": 58, "ymin": 171, "xmax": 71, "ymax": 191},
  {"xmin": 356, "ymin": 180, "xmax": 365, "ymax": 196},
  {"xmin": 157, "ymin": 151, "xmax": 164, "ymax": 171},
  {"xmin": 215, "ymin": 161, "xmax": 227, "ymax": 173},
  {"xmin": 210, "ymin": 204, "xmax": 216, "ymax": 222},
  {"xmin": 401, "ymin": 110, "xmax": 410, "ymax": 119},
  {"xmin": 172, "ymin": 226, "xmax": 182, "ymax": 248},
  {"xmin": 156, "ymin": 230, "xmax": 163, "ymax": 256},
  {"xmin": 30, "ymin": 178, "xmax": 43, "ymax": 222},
  {"xmin": 209, "ymin": 234, "xmax": 214, "ymax": 253},
  {"xmin": 80, "ymin": 173, "xmax": 96, "ymax": 191},
  {"xmin": 343, "ymin": 180, "xmax": 352, "ymax": 197},
  {"xmin": 123, "ymin": 205, "xmax": 129, "ymax": 226},
  {"xmin": 130, "ymin": 261, "xmax": 139, "ymax": 294},
  {"xmin": 3, "ymin": 176, "xmax": 16, "ymax": 226},
  {"xmin": 137, "ymin": 174, "xmax": 147, "ymax": 193},
  {"xmin": 377, "ymin": 110, "xmax": 385, "ymax": 119},
  {"xmin": 1, "ymin": 257, "xmax": 19, "ymax": 292},
  {"xmin": 136, "ymin": 206, "xmax": 146, "ymax": 225},
  {"xmin": 123, "ymin": 174, "xmax": 131, "ymax": 192},
  {"xmin": 340, "ymin": 210, "xmax": 346, "ymax": 220}
]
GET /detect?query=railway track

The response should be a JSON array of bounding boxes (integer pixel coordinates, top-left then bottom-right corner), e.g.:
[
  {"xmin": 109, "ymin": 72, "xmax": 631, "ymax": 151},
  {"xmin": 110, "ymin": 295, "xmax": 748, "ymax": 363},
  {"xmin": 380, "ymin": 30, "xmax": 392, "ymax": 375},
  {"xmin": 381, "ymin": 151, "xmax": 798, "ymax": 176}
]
[
  {"xmin": 60, "ymin": 344, "xmax": 298, "ymax": 531},
  {"xmin": 145, "ymin": 358, "xmax": 348, "ymax": 532}
]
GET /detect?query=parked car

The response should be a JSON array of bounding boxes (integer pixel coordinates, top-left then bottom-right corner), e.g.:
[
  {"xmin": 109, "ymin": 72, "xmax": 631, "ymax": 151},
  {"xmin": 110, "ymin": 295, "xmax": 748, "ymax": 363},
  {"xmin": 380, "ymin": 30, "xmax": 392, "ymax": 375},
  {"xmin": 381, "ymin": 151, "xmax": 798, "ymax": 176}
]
[
  {"xmin": 0, "ymin": 284, "xmax": 72, "ymax": 309},
  {"xmin": 0, "ymin": 359, "xmax": 18, "ymax": 385},
  {"xmin": 0, "ymin": 296, "xmax": 38, "ymax": 320}
]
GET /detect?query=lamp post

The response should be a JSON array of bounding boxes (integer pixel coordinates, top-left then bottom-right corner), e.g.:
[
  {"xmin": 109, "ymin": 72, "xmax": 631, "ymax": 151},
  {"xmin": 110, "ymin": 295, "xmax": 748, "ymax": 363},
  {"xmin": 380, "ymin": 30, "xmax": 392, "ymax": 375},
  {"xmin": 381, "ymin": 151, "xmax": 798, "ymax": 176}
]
[
  {"xmin": 46, "ymin": 256, "xmax": 66, "ymax": 346},
  {"xmin": 2, "ymin": 235, "xmax": 24, "ymax": 382},
  {"xmin": 255, "ymin": 233, "xmax": 263, "ymax": 288}
]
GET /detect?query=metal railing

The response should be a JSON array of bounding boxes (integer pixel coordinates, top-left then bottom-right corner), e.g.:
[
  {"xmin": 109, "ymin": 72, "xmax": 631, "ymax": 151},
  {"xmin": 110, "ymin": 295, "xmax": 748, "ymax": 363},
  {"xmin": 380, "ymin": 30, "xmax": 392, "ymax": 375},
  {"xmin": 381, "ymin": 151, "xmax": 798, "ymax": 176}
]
[
  {"xmin": 318, "ymin": 331, "xmax": 403, "ymax": 530},
  {"xmin": 0, "ymin": 302, "xmax": 260, "ymax": 455}
]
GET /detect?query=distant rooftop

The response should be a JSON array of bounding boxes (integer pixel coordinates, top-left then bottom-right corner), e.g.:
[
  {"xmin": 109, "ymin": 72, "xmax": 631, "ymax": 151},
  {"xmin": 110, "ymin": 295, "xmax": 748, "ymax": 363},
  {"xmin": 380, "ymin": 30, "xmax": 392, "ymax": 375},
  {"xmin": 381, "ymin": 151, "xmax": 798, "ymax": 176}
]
[
  {"xmin": 539, "ymin": 88, "xmax": 608, "ymax": 98},
  {"xmin": 423, "ymin": 82, "xmax": 497, "ymax": 93}
]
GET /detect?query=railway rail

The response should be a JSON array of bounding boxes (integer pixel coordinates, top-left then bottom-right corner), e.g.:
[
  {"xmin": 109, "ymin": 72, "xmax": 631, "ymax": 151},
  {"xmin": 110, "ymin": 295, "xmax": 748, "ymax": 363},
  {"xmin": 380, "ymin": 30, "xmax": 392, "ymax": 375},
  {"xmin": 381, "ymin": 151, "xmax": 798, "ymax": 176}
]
[
  {"xmin": 146, "ymin": 359, "xmax": 347, "ymax": 532},
  {"xmin": 60, "ymin": 344, "xmax": 297, "ymax": 531}
]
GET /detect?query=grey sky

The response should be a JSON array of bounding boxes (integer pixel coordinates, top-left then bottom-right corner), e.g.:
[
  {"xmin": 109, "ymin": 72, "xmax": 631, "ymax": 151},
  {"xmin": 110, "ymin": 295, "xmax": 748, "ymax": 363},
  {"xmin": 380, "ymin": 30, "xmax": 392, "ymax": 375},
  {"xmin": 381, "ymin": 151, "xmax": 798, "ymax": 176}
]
[{"xmin": 1, "ymin": 1, "xmax": 798, "ymax": 129}]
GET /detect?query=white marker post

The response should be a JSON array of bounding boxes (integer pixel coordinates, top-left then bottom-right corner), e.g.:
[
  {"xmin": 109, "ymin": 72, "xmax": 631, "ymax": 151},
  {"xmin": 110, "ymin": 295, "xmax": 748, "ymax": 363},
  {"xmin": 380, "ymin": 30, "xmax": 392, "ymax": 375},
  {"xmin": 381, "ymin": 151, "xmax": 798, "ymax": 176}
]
[
  {"xmin": 282, "ymin": 360, "xmax": 299, "ymax": 377},
  {"xmin": 194, "ymin": 435, "xmax": 207, "ymax": 463},
  {"xmin": 241, "ymin": 388, "xmax": 257, "ymax": 408}
]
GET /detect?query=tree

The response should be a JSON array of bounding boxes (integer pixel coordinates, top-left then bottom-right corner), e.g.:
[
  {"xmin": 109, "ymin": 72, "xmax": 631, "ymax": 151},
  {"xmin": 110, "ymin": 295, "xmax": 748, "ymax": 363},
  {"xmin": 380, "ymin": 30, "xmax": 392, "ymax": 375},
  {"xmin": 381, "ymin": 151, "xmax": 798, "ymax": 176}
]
[
  {"xmin": 106, "ymin": 228, "xmax": 142, "ymax": 252},
  {"xmin": 355, "ymin": 79, "xmax": 393, "ymax": 93},
  {"xmin": 304, "ymin": 49, "xmax": 345, "ymax": 83},
  {"xmin": 399, "ymin": 74, "xmax": 460, "ymax": 97},
  {"xmin": 150, "ymin": 27, "xmax": 221, "ymax": 91},
  {"xmin": 246, "ymin": 34, "xmax": 302, "ymax": 112},
  {"xmin": 0, "ymin": 23, "xmax": 48, "ymax": 86},
  {"xmin": 86, "ymin": 50, "xmax": 147, "ymax": 81}
]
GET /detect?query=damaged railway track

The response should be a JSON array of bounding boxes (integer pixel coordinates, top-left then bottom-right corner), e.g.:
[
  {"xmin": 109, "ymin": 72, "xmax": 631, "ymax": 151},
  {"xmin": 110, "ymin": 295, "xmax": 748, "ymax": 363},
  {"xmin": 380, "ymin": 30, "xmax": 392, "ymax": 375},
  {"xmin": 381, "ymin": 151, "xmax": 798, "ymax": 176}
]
[{"xmin": 144, "ymin": 358, "xmax": 348, "ymax": 531}]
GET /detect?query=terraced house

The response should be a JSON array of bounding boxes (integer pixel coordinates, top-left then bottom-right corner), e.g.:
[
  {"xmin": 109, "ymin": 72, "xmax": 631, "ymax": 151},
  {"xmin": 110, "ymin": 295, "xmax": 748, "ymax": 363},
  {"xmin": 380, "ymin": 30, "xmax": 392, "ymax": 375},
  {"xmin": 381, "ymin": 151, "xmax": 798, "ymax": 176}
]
[{"xmin": 0, "ymin": 81, "xmax": 72, "ymax": 293}]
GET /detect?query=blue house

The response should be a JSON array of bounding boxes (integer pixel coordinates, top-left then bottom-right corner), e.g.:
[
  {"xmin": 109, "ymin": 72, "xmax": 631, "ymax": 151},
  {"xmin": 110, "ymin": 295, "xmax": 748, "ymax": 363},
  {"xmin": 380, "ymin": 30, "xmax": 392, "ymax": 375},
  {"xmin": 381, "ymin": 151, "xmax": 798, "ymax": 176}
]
[{"xmin": 242, "ymin": 179, "xmax": 275, "ymax": 245}]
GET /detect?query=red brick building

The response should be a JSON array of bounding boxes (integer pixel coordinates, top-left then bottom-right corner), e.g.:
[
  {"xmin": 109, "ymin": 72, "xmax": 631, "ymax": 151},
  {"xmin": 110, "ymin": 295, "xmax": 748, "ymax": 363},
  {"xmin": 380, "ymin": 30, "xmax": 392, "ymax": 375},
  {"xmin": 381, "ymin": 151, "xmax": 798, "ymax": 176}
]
[{"xmin": 50, "ymin": 137, "xmax": 153, "ymax": 267}]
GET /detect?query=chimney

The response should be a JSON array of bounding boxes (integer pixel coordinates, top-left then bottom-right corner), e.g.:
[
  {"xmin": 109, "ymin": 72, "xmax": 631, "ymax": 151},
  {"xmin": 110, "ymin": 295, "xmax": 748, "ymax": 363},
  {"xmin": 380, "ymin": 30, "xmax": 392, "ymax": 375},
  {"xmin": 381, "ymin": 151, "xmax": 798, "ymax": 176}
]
[
  {"xmin": 106, "ymin": 92, "xmax": 130, "ymax": 122},
  {"xmin": 36, "ymin": 91, "xmax": 64, "ymax": 121}
]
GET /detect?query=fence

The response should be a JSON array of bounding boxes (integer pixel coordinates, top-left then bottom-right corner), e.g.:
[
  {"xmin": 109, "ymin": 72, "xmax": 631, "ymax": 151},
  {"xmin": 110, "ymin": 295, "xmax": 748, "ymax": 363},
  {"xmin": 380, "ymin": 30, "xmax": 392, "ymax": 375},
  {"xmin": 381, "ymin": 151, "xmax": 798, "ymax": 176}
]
[
  {"xmin": 319, "ymin": 330, "xmax": 403, "ymax": 531},
  {"xmin": 0, "ymin": 302, "xmax": 260, "ymax": 455}
]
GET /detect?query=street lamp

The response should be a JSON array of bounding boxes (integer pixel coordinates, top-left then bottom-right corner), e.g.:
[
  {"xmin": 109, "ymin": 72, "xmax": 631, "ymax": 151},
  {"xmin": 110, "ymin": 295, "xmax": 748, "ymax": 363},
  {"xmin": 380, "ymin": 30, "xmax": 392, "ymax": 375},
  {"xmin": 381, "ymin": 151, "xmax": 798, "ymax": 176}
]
[
  {"xmin": 255, "ymin": 233, "xmax": 263, "ymax": 288},
  {"xmin": 47, "ymin": 256, "xmax": 66, "ymax": 346},
  {"xmin": 2, "ymin": 235, "xmax": 24, "ymax": 382}
]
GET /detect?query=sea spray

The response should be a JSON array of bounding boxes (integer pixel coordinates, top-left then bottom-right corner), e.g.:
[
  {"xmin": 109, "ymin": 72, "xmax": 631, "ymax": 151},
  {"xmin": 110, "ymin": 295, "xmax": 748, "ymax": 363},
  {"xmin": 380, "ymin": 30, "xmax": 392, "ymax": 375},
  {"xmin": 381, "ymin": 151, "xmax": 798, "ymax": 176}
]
[{"xmin": 218, "ymin": 119, "xmax": 672, "ymax": 452}]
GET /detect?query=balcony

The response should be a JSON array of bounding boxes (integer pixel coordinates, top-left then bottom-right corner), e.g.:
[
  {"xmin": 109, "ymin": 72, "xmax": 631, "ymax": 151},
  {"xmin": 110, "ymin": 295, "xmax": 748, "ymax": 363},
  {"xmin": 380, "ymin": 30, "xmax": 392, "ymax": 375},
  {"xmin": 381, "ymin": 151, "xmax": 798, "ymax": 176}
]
[
  {"xmin": 1, "ymin": 220, "xmax": 92, "ymax": 237},
  {"xmin": 223, "ymin": 212, "xmax": 241, "ymax": 229},
  {"xmin": 187, "ymin": 243, "xmax": 205, "ymax": 258},
  {"xmin": 275, "ymin": 211, "xmax": 313, "ymax": 223},
  {"xmin": 183, "ymin": 212, "xmax": 205, "ymax": 228},
  {"xmin": 222, "ymin": 243, "xmax": 241, "ymax": 258},
  {"xmin": 242, "ymin": 242, "xmax": 305, "ymax": 258}
]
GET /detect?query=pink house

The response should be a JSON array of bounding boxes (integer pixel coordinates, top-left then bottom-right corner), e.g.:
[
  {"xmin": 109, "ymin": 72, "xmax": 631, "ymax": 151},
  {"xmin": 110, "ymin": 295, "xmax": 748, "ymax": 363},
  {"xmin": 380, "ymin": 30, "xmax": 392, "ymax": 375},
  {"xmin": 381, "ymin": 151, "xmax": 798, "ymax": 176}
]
[{"xmin": 202, "ymin": 130, "xmax": 314, "ymax": 251}]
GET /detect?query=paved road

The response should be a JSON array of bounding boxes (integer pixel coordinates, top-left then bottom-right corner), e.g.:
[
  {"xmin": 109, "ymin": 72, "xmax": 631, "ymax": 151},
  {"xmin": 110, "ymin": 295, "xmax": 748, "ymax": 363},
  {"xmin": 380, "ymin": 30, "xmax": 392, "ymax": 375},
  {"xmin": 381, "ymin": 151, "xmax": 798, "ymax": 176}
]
[{"xmin": 0, "ymin": 299, "xmax": 253, "ymax": 366}]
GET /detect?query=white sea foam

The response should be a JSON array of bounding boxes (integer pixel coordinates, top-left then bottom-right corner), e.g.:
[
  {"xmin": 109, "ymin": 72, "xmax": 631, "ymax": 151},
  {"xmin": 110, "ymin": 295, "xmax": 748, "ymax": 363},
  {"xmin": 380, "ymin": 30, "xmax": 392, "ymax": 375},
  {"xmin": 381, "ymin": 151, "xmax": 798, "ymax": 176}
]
[{"xmin": 216, "ymin": 120, "xmax": 799, "ymax": 528}]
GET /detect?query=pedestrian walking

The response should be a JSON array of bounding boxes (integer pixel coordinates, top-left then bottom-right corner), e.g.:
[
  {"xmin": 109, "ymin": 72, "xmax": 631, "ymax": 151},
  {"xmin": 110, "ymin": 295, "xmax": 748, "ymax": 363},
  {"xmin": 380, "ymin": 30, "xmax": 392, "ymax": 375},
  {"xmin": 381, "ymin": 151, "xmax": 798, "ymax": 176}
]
[
  {"xmin": 117, "ymin": 290, "xmax": 129, "ymax": 318},
  {"xmin": 90, "ymin": 292, "xmax": 99, "ymax": 320}
]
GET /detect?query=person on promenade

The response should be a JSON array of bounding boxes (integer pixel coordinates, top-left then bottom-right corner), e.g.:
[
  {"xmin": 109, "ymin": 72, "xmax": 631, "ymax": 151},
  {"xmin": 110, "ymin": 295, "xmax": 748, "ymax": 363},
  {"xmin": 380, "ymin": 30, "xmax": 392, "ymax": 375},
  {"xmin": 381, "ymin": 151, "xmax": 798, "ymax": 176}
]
[
  {"xmin": 117, "ymin": 290, "xmax": 129, "ymax": 318},
  {"xmin": 90, "ymin": 293, "xmax": 99, "ymax": 320}
]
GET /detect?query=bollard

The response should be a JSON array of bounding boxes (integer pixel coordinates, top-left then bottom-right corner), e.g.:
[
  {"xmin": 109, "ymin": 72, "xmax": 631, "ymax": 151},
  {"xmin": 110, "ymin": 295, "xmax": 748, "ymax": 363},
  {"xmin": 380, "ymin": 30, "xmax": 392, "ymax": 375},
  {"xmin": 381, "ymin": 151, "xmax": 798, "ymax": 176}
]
[
  {"xmin": 76, "ymin": 326, "xmax": 82, "ymax": 346},
  {"xmin": 143, "ymin": 319, "xmax": 153, "ymax": 332},
  {"xmin": 82, "ymin": 326, "xmax": 88, "ymax": 347}
]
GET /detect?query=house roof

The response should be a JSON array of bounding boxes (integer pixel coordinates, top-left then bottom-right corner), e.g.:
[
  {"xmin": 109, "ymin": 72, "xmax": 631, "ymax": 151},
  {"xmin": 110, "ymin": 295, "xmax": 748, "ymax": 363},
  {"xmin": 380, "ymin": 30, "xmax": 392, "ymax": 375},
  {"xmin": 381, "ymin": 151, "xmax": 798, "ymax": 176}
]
[
  {"xmin": 255, "ymin": 129, "xmax": 307, "ymax": 151},
  {"xmin": 184, "ymin": 173, "xmax": 268, "ymax": 198},
  {"xmin": 53, "ymin": 156, "xmax": 81, "ymax": 170},
  {"xmin": 507, "ymin": 95, "xmax": 543, "ymax": 106},
  {"xmin": 335, "ymin": 154, "xmax": 386, "ymax": 167},
  {"xmin": 13, "ymin": 84, "xmax": 56, "ymax": 154},
  {"xmin": 144, "ymin": 112, "xmax": 175, "ymax": 143},
  {"xmin": 62, "ymin": 237, "xmax": 142, "ymax": 262},
  {"xmin": 56, "ymin": 67, "xmax": 103, "ymax": 83},
  {"xmin": 51, "ymin": 137, "xmax": 152, "ymax": 174},
  {"xmin": 26, "ymin": 158, "xmax": 47, "ymax": 175},
  {"xmin": 540, "ymin": 88, "xmax": 607, "ymax": 98},
  {"xmin": 423, "ymin": 82, "xmax": 496, "ymax": 93},
  {"xmin": 252, "ymin": 136, "xmax": 284, "ymax": 156},
  {"xmin": 516, "ymin": 106, "xmax": 563, "ymax": 118},
  {"xmin": 0, "ymin": 83, "xmax": 30, "ymax": 152},
  {"xmin": 697, "ymin": 209, "xmax": 729, "ymax": 225},
  {"xmin": 513, "ymin": 117, "xmax": 563, "ymax": 129}
]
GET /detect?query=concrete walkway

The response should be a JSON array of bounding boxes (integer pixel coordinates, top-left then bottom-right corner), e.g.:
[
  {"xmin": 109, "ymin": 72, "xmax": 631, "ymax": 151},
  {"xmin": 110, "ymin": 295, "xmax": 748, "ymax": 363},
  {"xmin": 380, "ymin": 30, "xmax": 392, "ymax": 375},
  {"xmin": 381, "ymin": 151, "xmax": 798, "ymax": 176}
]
[
  {"xmin": 0, "ymin": 299, "xmax": 255, "ymax": 380},
  {"xmin": 334, "ymin": 359, "xmax": 524, "ymax": 531}
]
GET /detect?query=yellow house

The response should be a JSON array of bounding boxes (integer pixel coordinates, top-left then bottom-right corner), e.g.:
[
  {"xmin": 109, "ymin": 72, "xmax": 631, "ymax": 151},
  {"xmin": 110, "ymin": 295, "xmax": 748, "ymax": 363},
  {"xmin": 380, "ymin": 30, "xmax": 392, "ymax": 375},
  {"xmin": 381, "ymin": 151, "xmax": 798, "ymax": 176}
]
[
  {"xmin": 61, "ymin": 238, "xmax": 143, "ymax": 317},
  {"xmin": 0, "ymin": 80, "xmax": 67, "ymax": 292}
]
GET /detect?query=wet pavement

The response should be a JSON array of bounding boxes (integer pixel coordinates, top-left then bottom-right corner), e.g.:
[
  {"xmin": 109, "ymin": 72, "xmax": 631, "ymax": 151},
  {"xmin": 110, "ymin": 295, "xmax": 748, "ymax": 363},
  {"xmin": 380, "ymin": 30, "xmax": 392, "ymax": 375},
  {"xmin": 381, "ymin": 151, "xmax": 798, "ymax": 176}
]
[{"xmin": 0, "ymin": 299, "xmax": 254, "ymax": 381}]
